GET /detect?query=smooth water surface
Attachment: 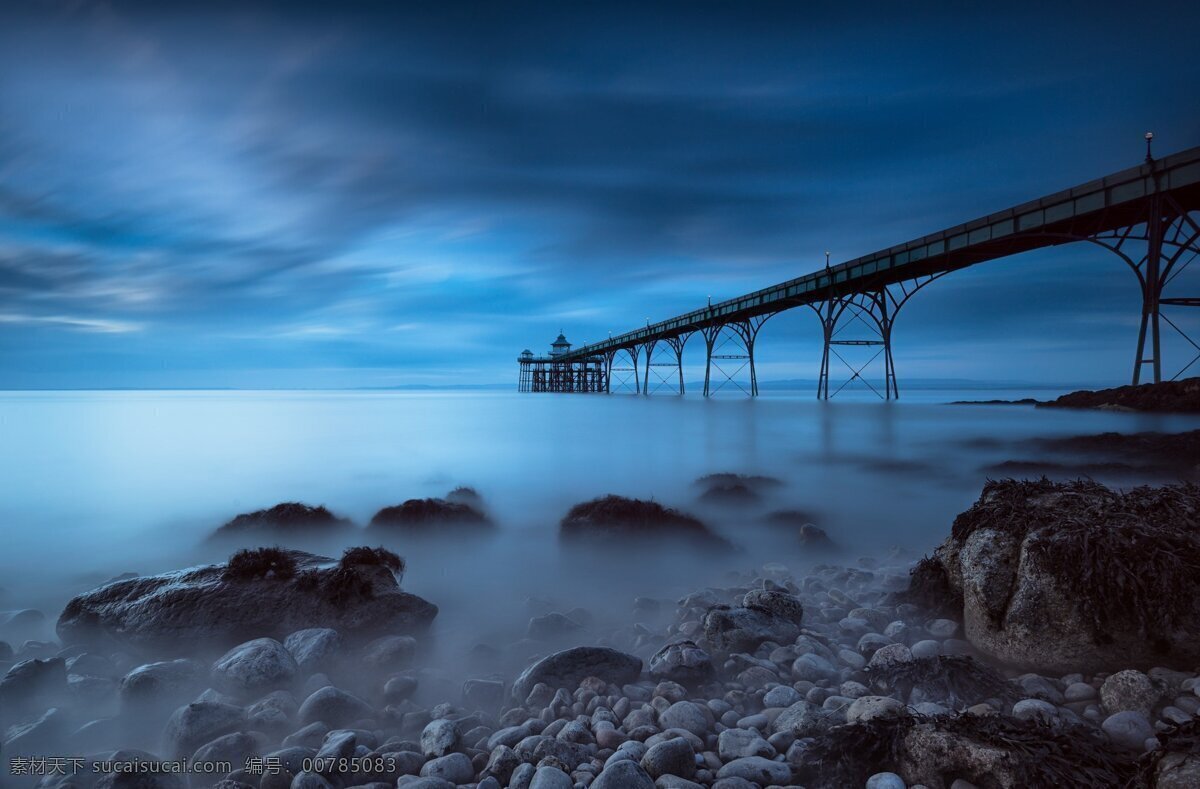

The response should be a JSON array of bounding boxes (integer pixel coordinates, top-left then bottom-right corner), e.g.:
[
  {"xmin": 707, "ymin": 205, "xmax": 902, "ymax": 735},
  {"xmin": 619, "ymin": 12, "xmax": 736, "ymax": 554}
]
[{"xmin": 2, "ymin": 389, "xmax": 1197, "ymax": 675}]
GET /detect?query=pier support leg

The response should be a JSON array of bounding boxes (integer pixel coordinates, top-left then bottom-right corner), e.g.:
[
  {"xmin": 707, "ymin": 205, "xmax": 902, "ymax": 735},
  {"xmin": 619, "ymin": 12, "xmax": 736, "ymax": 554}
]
[
  {"xmin": 641, "ymin": 334, "xmax": 691, "ymax": 395},
  {"xmin": 814, "ymin": 275, "xmax": 940, "ymax": 400},
  {"xmin": 700, "ymin": 316, "xmax": 772, "ymax": 397},
  {"xmin": 1133, "ymin": 191, "xmax": 1165, "ymax": 385}
]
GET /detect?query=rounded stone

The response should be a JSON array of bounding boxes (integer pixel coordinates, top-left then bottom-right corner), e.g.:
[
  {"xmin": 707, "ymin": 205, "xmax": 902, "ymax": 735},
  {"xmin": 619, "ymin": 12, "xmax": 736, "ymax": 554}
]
[
  {"xmin": 1012, "ymin": 699, "xmax": 1058, "ymax": 723},
  {"xmin": 866, "ymin": 772, "xmax": 908, "ymax": 789},
  {"xmin": 420, "ymin": 752, "xmax": 475, "ymax": 784},
  {"xmin": 927, "ymin": 619, "xmax": 958, "ymax": 638},
  {"xmin": 592, "ymin": 759, "xmax": 655, "ymax": 789},
  {"xmin": 847, "ymin": 696, "xmax": 906, "ymax": 724},
  {"xmin": 658, "ymin": 701, "xmax": 708, "ymax": 737},
  {"xmin": 529, "ymin": 765, "xmax": 573, "ymax": 789},
  {"xmin": 763, "ymin": 685, "xmax": 802, "ymax": 708},
  {"xmin": 909, "ymin": 640, "xmax": 942, "ymax": 660},
  {"xmin": 640, "ymin": 736, "xmax": 695, "ymax": 779},
  {"xmin": 1101, "ymin": 670, "xmax": 1161, "ymax": 717},
  {"xmin": 1064, "ymin": 682, "xmax": 1097, "ymax": 702},
  {"xmin": 715, "ymin": 756, "xmax": 792, "ymax": 785},
  {"xmin": 297, "ymin": 686, "xmax": 373, "ymax": 728},
  {"xmin": 1102, "ymin": 711, "xmax": 1156, "ymax": 751},
  {"xmin": 211, "ymin": 638, "xmax": 298, "ymax": 696}
]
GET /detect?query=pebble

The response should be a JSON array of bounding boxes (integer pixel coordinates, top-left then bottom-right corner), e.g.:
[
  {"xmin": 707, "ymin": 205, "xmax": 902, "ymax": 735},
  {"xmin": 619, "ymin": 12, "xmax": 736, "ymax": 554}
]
[
  {"xmin": 659, "ymin": 701, "xmax": 709, "ymax": 737},
  {"xmin": 18, "ymin": 551, "xmax": 1196, "ymax": 789},
  {"xmin": 1101, "ymin": 670, "xmax": 1161, "ymax": 717},
  {"xmin": 640, "ymin": 736, "xmax": 695, "ymax": 779},
  {"xmin": 715, "ymin": 756, "xmax": 792, "ymax": 785},
  {"xmin": 867, "ymin": 772, "xmax": 907, "ymax": 789},
  {"xmin": 1102, "ymin": 711, "xmax": 1156, "ymax": 750},
  {"xmin": 592, "ymin": 759, "xmax": 655, "ymax": 789},
  {"xmin": 927, "ymin": 619, "xmax": 958, "ymax": 638},
  {"xmin": 1161, "ymin": 705, "xmax": 1193, "ymax": 725},
  {"xmin": 529, "ymin": 765, "xmax": 574, "ymax": 789},
  {"xmin": 846, "ymin": 696, "xmax": 906, "ymax": 724},
  {"xmin": 1012, "ymin": 699, "xmax": 1058, "ymax": 723},
  {"xmin": 762, "ymin": 685, "xmax": 801, "ymax": 708}
]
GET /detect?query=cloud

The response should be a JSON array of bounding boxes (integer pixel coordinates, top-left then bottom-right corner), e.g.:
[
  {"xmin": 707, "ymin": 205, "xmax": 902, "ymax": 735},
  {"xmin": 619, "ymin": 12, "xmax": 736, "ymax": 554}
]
[
  {"xmin": 0, "ymin": 1, "xmax": 1197, "ymax": 387},
  {"xmin": 0, "ymin": 312, "xmax": 144, "ymax": 333}
]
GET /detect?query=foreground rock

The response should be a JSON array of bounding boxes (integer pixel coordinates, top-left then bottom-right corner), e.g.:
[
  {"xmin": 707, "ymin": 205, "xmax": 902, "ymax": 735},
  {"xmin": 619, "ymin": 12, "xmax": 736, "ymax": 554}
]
[
  {"xmin": 559, "ymin": 495, "xmax": 728, "ymax": 547},
  {"xmin": 12, "ymin": 546, "xmax": 1200, "ymax": 789},
  {"xmin": 57, "ymin": 547, "xmax": 437, "ymax": 651},
  {"xmin": 906, "ymin": 478, "xmax": 1200, "ymax": 673},
  {"xmin": 1039, "ymin": 376, "xmax": 1200, "ymax": 413},
  {"xmin": 211, "ymin": 502, "xmax": 350, "ymax": 539}
]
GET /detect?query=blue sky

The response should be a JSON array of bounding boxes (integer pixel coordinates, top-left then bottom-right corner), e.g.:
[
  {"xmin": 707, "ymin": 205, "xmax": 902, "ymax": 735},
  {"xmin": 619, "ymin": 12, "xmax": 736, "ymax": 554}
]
[{"xmin": 1, "ymin": 0, "xmax": 1198, "ymax": 388}]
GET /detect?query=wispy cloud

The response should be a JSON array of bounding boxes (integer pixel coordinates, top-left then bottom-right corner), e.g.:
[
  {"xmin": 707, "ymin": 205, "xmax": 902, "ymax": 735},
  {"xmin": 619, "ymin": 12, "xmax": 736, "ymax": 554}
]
[
  {"xmin": 0, "ymin": 313, "xmax": 144, "ymax": 333},
  {"xmin": 0, "ymin": 2, "xmax": 1196, "ymax": 387}
]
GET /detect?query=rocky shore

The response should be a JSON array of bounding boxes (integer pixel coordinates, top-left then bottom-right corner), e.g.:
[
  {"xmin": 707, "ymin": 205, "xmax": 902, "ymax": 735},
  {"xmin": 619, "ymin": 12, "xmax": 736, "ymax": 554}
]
[
  {"xmin": 2, "ymin": 480, "xmax": 1199, "ymax": 789},
  {"xmin": 950, "ymin": 376, "xmax": 1200, "ymax": 412}
]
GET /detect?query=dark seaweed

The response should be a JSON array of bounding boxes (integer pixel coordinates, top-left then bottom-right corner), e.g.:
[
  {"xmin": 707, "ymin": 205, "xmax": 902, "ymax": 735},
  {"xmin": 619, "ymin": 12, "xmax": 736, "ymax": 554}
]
[
  {"xmin": 864, "ymin": 655, "xmax": 1012, "ymax": 710},
  {"xmin": 339, "ymin": 546, "xmax": 404, "ymax": 573},
  {"xmin": 798, "ymin": 713, "xmax": 1138, "ymax": 789},
  {"xmin": 899, "ymin": 555, "xmax": 962, "ymax": 618},
  {"xmin": 222, "ymin": 547, "xmax": 298, "ymax": 581},
  {"xmin": 947, "ymin": 478, "xmax": 1200, "ymax": 645},
  {"xmin": 1133, "ymin": 719, "xmax": 1200, "ymax": 788}
]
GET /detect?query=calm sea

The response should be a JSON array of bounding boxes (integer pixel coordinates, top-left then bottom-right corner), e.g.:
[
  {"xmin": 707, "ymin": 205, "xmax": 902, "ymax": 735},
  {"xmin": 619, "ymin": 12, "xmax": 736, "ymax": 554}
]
[{"xmin": 2, "ymin": 388, "xmax": 1197, "ymax": 673}]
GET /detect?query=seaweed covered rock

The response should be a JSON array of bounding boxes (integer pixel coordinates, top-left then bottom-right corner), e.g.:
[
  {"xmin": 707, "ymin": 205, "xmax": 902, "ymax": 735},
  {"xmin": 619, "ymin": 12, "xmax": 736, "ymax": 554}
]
[
  {"xmin": 797, "ymin": 712, "xmax": 1139, "ymax": 789},
  {"xmin": 445, "ymin": 486, "xmax": 484, "ymax": 508},
  {"xmin": 1003, "ymin": 430, "xmax": 1200, "ymax": 479},
  {"xmin": 800, "ymin": 524, "xmax": 836, "ymax": 550},
  {"xmin": 1139, "ymin": 720, "xmax": 1200, "ymax": 789},
  {"xmin": 57, "ymin": 547, "xmax": 436, "ymax": 652},
  {"xmin": 695, "ymin": 473, "xmax": 782, "ymax": 505},
  {"xmin": 907, "ymin": 479, "xmax": 1200, "ymax": 673},
  {"xmin": 763, "ymin": 511, "xmax": 837, "ymax": 550},
  {"xmin": 1039, "ymin": 377, "xmax": 1200, "ymax": 413},
  {"xmin": 369, "ymin": 492, "xmax": 490, "ymax": 532},
  {"xmin": 212, "ymin": 503, "xmax": 350, "ymax": 539},
  {"xmin": 863, "ymin": 655, "xmax": 1012, "ymax": 711},
  {"xmin": 559, "ymin": 495, "xmax": 728, "ymax": 546}
]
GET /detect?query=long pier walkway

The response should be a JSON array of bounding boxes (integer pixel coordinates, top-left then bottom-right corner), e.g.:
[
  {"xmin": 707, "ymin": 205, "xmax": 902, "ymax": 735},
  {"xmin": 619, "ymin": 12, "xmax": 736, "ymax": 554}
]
[{"xmin": 519, "ymin": 143, "xmax": 1200, "ymax": 398}]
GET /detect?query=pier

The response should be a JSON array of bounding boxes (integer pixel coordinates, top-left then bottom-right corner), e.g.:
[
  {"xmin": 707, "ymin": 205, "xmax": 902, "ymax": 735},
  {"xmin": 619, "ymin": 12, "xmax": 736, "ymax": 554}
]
[{"xmin": 519, "ymin": 143, "xmax": 1200, "ymax": 398}]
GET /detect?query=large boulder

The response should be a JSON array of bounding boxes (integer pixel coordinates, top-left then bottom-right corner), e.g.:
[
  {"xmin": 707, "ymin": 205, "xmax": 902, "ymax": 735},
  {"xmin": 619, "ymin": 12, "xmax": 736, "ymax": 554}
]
[
  {"xmin": 57, "ymin": 547, "xmax": 437, "ymax": 652},
  {"xmin": 211, "ymin": 503, "xmax": 351, "ymax": 538},
  {"xmin": 905, "ymin": 479, "xmax": 1200, "ymax": 673},
  {"xmin": 558, "ymin": 496, "xmax": 728, "ymax": 547},
  {"xmin": 512, "ymin": 646, "xmax": 642, "ymax": 701}
]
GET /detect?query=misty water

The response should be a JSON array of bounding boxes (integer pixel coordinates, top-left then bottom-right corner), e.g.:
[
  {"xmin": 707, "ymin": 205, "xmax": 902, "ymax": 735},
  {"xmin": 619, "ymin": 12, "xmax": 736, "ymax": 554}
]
[{"xmin": 3, "ymin": 387, "xmax": 1199, "ymax": 687}]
